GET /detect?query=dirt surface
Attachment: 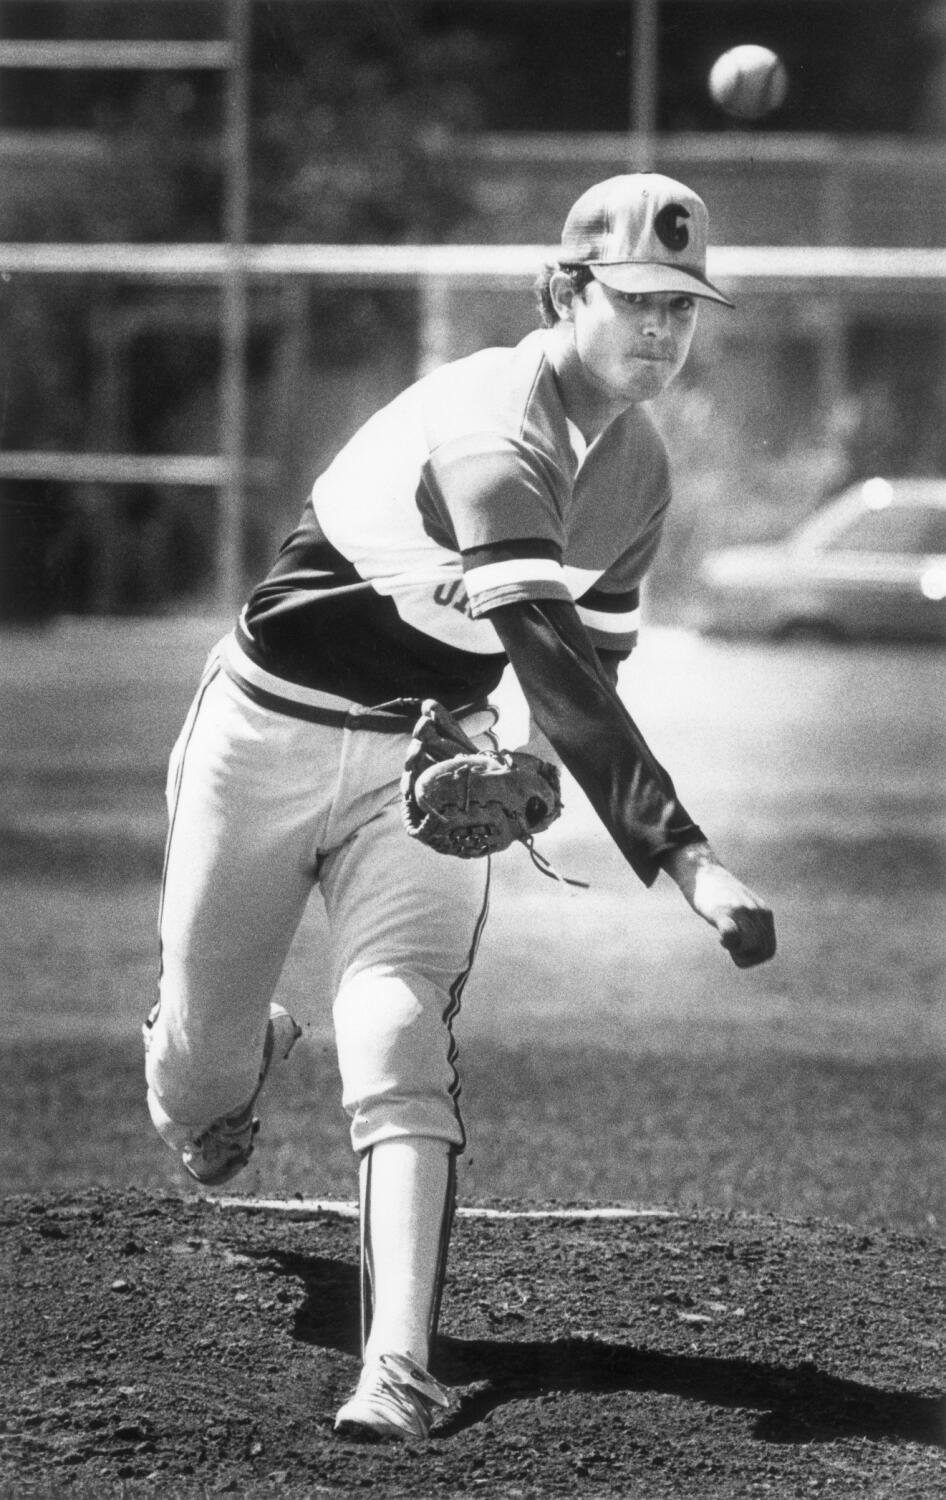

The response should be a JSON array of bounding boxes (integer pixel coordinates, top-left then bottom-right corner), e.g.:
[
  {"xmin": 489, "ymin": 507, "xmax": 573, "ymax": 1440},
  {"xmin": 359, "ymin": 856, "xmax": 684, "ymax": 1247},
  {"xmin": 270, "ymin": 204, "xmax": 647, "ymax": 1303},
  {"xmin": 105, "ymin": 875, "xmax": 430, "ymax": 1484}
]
[{"xmin": 1, "ymin": 1189, "xmax": 943, "ymax": 1499}]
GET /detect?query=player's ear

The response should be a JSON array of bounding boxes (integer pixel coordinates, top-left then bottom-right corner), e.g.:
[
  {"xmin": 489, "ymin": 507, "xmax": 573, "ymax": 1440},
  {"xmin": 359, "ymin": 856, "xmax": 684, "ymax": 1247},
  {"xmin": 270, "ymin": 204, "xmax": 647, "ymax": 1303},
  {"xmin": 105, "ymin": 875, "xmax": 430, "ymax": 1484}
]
[{"xmin": 549, "ymin": 270, "xmax": 579, "ymax": 322}]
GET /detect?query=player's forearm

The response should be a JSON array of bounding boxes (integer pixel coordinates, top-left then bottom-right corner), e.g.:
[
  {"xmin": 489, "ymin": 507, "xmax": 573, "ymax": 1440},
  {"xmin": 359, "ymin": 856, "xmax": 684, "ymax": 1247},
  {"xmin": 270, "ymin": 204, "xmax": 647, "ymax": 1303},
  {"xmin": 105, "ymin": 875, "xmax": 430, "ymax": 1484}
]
[
  {"xmin": 658, "ymin": 837, "xmax": 719, "ymax": 896},
  {"xmin": 489, "ymin": 599, "xmax": 704, "ymax": 886},
  {"xmin": 518, "ymin": 715, "xmax": 561, "ymax": 767},
  {"xmin": 518, "ymin": 647, "xmax": 625, "ymax": 766}
]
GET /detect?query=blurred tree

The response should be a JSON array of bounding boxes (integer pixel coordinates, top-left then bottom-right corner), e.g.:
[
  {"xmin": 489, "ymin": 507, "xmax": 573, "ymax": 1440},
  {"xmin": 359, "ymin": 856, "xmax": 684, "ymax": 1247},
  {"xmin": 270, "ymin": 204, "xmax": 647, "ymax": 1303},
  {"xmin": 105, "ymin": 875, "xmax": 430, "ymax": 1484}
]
[
  {"xmin": 251, "ymin": 5, "xmax": 501, "ymax": 242},
  {"xmin": 420, "ymin": 0, "xmax": 933, "ymax": 135},
  {"xmin": 917, "ymin": 0, "xmax": 946, "ymax": 133},
  {"xmin": 0, "ymin": 2, "xmax": 515, "ymax": 613},
  {"xmin": 0, "ymin": 2, "xmax": 508, "ymax": 243}
]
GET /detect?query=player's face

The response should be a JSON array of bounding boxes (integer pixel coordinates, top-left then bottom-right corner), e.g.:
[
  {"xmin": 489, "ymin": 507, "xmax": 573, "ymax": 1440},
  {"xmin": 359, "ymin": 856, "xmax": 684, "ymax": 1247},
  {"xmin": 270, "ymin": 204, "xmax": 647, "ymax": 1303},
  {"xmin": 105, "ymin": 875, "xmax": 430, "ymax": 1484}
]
[{"xmin": 570, "ymin": 281, "xmax": 698, "ymax": 405}]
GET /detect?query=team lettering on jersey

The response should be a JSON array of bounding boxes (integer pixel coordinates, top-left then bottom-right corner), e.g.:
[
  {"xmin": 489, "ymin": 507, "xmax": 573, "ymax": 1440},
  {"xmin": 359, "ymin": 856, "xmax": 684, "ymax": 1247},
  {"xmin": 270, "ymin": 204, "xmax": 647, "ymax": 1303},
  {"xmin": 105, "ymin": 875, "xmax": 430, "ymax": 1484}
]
[{"xmin": 433, "ymin": 579, "xmax": 469, "ymax": 616}]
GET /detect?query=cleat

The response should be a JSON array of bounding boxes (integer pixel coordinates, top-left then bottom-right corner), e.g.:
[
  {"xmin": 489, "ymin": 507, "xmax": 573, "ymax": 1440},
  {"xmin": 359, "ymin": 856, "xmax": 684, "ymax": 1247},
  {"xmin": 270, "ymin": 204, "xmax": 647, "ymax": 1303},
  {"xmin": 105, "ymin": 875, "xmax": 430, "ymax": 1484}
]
[
  {"xmin": 334, "ymin": 1352, "xmax": 452, "ymax": 1442},
  {"xmin": 181, "ymin": 1103, "xmax": 260, "ymax": 1187},
  {"xmin": 144, "ymin": 1003, "xmax": 301, "ymax": 1187}
]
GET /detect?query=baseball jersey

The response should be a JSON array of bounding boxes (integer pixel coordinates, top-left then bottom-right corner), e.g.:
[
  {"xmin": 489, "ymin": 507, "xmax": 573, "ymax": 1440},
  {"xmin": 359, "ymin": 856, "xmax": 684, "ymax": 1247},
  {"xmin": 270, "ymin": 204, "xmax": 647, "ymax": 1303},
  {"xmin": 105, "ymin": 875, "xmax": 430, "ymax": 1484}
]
[{"xmin": 238, "ymin": 329, "xmax": 671, "ymax": 710}]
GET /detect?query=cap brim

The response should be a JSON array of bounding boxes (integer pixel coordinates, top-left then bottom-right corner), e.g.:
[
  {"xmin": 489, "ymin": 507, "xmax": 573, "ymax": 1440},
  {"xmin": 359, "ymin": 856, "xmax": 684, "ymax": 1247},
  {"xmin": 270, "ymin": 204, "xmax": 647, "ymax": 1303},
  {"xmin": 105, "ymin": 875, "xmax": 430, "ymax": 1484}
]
[{"xmin": 589, "ymin": 262, "xmax": 734, "ymax": 308}]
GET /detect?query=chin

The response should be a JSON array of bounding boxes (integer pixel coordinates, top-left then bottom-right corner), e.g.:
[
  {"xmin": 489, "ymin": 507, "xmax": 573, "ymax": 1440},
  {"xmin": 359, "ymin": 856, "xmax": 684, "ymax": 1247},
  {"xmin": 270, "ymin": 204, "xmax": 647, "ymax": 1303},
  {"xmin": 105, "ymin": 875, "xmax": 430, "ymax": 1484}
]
[{"xmin": 618, "ymin": 369, "xmax": 671, "ymax": 402}]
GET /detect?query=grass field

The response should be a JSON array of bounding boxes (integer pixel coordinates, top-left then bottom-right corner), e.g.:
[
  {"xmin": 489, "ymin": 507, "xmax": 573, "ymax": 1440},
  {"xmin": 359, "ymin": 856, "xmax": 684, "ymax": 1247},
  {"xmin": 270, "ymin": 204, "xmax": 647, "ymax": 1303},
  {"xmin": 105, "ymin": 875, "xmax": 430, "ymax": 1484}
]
[{"xmin": 1, "ymin": 616, "xmax": 944, "ymax": 1233}]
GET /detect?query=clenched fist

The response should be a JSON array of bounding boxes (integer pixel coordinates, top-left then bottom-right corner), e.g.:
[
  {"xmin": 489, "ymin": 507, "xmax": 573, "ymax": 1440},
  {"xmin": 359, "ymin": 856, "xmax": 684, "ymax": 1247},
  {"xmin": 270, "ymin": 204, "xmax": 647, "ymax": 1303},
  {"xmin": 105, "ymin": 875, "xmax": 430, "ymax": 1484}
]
[{"xmin": 660, "ymin": 841, "xmax": 776, "ymax": 969}]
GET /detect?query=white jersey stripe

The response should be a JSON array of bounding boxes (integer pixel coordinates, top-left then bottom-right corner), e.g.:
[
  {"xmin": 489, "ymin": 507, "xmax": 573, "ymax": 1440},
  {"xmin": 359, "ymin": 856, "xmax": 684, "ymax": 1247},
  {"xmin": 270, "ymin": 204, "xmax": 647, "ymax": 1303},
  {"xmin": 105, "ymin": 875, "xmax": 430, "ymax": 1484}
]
[
  {"xmin": 577, "ymin": 603, "xmax": 642, "ymax": 634},
  {"xmin": 464, "ymin": 556, "xmax": 565, "ymax": 597}
]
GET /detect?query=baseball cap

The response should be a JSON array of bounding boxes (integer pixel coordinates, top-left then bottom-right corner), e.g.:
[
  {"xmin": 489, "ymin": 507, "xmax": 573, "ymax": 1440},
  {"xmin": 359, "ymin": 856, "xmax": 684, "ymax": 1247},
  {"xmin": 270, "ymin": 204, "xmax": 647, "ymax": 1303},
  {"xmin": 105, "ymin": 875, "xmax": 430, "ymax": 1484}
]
[{"xmin": 559, "ymin": 173, "xmax": 733, "ymax": 307}]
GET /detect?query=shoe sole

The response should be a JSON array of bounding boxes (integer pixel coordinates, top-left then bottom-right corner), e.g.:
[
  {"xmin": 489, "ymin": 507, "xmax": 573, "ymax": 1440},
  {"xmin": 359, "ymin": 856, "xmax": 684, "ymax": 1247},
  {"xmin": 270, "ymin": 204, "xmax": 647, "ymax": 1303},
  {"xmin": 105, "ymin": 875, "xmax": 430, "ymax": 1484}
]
[
  {"xmin": 182, "ymin": 1122, "xmax": 259, "ymax": 1187},
  {"xmin": 334, "ymin": 1417, "xmax": 422, "ymax": 1443}
]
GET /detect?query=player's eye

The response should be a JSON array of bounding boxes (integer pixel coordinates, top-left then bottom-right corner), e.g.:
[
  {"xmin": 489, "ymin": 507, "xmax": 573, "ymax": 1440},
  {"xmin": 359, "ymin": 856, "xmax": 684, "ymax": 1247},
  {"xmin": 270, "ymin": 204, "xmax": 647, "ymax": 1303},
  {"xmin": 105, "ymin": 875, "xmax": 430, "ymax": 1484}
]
[{"xmin": 671, "ymin": 295, "xmax": 696, "ymax": 314}]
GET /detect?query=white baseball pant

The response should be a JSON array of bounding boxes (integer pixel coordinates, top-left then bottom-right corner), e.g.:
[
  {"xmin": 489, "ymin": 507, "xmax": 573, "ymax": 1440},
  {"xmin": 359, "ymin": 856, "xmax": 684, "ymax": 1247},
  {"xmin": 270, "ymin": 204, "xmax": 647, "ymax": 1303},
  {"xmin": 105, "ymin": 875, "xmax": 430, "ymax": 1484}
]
[{"xmin": 145, "ymin": 640, "xmax": 493, "ymax": 1155}]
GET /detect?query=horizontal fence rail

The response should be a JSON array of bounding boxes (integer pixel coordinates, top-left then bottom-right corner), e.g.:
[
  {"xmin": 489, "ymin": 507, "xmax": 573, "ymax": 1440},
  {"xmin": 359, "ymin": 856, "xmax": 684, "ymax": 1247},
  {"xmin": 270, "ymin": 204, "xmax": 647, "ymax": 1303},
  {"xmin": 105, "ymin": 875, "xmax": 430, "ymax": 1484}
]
[
  {"xmin": 0, "ymin": 41, "xmax": 232, "ymax": 69},
  {"xmin": 3, "ymin": 236, "xmax": 943, "ymax": 609},
  {"xmin": 3, "ymin": 242, "xmax": 943, "ymax": 492},
  {"xmin": 0, "ymin": 452, "xmax": 274, "ymax": 486},
  {"xmin": 1, "ymin": 243, "xmax": 946, "ymax": 285}
]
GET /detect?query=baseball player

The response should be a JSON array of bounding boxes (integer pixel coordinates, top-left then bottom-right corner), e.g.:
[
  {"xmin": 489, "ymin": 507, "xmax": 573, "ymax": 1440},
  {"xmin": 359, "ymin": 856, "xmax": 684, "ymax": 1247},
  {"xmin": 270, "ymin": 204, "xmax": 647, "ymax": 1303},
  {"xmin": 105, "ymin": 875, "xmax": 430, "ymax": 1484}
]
[{"xmin": 144, "ymin": 173, "xmax": 776, "ymax": 1442}]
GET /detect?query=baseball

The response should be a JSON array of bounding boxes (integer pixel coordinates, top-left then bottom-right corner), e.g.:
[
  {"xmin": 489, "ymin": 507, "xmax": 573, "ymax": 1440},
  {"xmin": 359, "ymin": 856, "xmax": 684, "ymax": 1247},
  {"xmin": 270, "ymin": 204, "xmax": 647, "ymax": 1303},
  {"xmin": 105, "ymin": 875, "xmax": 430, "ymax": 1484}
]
[{"xmin": 708, "ymin": 45, "xmax": 788, "ymax": 120}]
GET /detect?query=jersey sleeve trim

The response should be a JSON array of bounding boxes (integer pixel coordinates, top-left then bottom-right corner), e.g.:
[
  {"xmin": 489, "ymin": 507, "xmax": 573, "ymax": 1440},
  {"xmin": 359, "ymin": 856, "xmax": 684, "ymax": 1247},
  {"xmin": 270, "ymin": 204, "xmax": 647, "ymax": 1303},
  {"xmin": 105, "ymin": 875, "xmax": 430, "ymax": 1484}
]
[
  {"xmin": 575, "ymin": 584, "xmax": 641, "ymax": 650},
  {"xmin": 463, "ymin": 559, "xmax": 572, "ymax": 618},
  {"xmin": 577, "ymin": 602, "xmax": 641, "ymax": 635},
  {"xmin": 461, "ymin": 538, "xmax": 571, "ymax": 617},
  {"xmin": 466, "ymin": 555, "xmax": 564, "ymax": 592}
]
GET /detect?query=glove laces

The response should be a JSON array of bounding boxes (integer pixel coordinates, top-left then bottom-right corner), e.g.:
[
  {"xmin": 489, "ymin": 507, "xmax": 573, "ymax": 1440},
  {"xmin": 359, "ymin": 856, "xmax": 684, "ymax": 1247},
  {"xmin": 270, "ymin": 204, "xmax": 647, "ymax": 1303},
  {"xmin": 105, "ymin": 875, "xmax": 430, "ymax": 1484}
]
[{"xmin": 525, "ymin": 837, "xmax": 589, "ymax": 891}]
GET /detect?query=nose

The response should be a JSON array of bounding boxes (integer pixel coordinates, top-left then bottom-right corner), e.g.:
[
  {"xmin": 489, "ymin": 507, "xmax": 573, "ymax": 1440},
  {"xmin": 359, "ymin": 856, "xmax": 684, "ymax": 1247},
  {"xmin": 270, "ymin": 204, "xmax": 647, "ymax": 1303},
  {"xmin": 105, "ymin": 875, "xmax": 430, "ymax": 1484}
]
[{"xmin": 641, "ymin": 303, "xmax": 670, "ymax": 337}]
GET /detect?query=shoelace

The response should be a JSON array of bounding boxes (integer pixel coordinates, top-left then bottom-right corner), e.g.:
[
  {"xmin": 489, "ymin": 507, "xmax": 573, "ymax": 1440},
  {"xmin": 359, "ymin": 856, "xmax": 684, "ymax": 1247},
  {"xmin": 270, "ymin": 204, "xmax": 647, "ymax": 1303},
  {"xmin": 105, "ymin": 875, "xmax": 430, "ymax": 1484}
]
[
  {"xmin": 392, "ymin": 1358, "xmax": 446, "ymax": 1396},
  {"xmin": 371, "ymin": 1356, "xmax": 451, "ymax": 1420}
]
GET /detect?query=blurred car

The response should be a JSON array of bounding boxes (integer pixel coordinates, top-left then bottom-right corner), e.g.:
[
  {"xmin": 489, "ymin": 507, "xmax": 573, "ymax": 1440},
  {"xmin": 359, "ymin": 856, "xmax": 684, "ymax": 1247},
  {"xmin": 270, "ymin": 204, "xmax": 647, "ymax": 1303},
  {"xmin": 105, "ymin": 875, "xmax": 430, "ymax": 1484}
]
[{"xmin": 694, "ymin": 477, "xmax": 946, "ymax": 642}]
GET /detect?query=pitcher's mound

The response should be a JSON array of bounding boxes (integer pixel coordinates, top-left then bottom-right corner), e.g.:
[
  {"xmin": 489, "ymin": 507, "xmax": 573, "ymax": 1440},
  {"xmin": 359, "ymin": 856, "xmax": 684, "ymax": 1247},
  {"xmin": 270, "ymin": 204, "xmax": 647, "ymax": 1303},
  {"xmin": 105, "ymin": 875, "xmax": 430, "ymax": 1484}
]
[{"xmin": 1, "ymin": 1188, "xmax": 943, "ymax": 1498}]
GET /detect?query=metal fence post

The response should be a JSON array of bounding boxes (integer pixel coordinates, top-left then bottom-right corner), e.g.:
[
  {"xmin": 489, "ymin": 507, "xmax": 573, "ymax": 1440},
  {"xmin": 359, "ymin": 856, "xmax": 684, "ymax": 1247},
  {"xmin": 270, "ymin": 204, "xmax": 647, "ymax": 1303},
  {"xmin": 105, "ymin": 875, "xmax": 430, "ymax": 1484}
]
[
  {"xmin": 220, "ymin": 0, "xmax": 251, "ymax": 613},
  {"xmin": 630, "ymin": 0, "xmax": 658, "ymax": 170}
]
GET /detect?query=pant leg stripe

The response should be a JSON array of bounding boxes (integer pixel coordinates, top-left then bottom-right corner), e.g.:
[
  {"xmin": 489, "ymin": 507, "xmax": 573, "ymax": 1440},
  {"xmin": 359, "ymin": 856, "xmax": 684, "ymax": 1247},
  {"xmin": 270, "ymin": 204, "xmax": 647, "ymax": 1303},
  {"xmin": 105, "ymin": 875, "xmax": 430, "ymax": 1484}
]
[
  {"xmin": 429, "ymin": 1149, "xmax": 457, "ymax": 1347},
  {"xmin": 359, "ymin": 1148, "xmax": 373, "ymax": 1358},
  {"xmin": 154, "ymin": 658, "xmax": 222, "ymax": 1005},
  {"xmin": 441, "ymin": 860, "xmax": 491, "ymax": 1149}
]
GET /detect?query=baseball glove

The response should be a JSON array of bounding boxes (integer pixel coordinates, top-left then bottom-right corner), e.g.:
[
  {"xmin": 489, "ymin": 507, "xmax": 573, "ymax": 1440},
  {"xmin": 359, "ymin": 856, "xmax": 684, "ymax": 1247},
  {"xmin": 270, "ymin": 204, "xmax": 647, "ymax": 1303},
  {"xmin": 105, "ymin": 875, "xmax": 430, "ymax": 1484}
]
[{"xmin": 401, "ymin": 699, "xmax": 563, "ymax": 860}]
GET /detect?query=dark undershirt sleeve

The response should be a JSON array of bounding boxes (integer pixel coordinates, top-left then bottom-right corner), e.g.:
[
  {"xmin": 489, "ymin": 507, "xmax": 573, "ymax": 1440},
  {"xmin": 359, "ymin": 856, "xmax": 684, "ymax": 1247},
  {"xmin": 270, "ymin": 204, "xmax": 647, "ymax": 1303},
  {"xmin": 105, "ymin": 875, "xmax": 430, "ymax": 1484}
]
[
  {"xmin": 489, "ymin": 598, "xmax": 706, "ymax": 887},
  {"xmin": 596, "ymin": 647, "xmax": 628, "ymax": 690}
]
